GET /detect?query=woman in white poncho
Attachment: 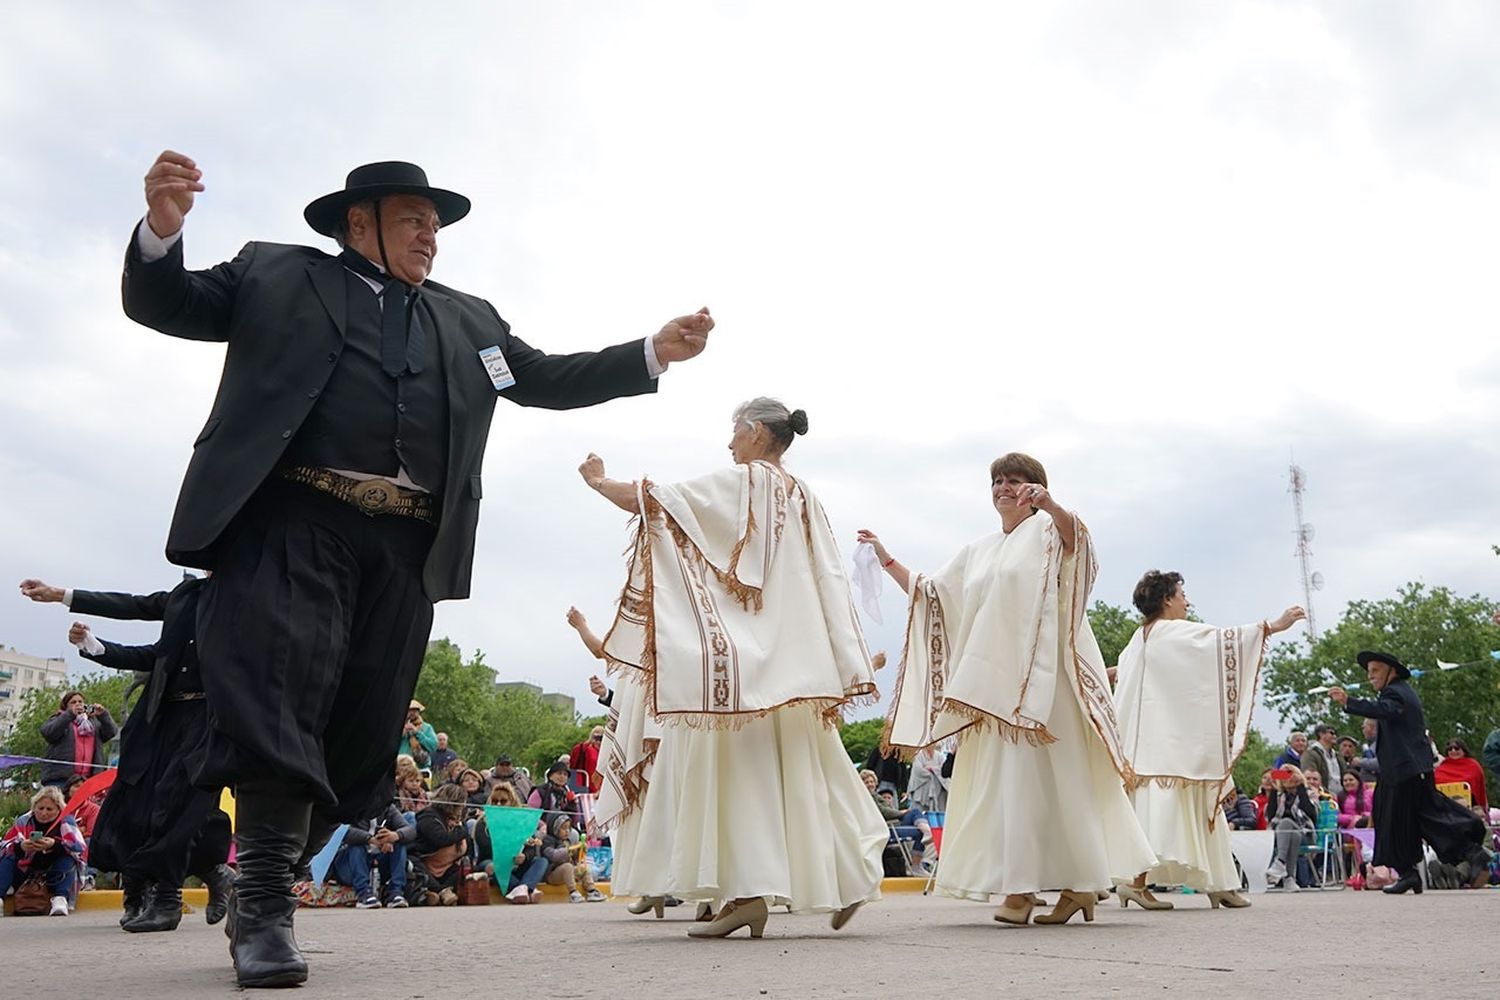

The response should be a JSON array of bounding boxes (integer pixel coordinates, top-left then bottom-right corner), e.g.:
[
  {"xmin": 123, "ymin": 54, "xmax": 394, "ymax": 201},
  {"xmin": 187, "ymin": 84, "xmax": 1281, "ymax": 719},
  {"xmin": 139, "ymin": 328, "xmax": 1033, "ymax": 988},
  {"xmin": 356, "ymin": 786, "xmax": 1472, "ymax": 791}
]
[
  {"xmin": 578, "ymin": 398, "xmax": 887, "ymax": 940},
  {"xmin": 1113, "ymin": 570, "xmax": 1304, "ymax": 911},
  {"xmin": 868, "ymin": 452, "xmax": 1156, "ymax": 927}
]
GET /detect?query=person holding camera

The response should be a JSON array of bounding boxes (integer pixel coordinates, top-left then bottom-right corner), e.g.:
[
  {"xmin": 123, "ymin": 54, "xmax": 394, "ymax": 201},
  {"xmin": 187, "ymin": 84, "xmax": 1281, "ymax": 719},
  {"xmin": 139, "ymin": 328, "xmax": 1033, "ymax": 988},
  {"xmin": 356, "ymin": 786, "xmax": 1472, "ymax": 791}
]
[
  {"xmin": 1264, "ymin": 768, "xmax": 1317, "ymax": 889},
  {"xmin": 38, "ymin": 691, "xmax": 117, "ymax": 789},
  {"xmin": 0, "ymin": 786, "xmax": 88, "ymax": 916}
]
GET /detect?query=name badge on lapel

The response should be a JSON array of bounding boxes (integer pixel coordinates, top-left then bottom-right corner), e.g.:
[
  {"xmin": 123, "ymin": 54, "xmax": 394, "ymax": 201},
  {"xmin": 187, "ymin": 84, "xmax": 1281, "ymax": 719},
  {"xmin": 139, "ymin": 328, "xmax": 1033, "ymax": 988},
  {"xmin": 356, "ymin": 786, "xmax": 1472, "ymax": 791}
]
[{"xmin": 477, "ymin": 346, "xmax": 516, "ymax": 391}]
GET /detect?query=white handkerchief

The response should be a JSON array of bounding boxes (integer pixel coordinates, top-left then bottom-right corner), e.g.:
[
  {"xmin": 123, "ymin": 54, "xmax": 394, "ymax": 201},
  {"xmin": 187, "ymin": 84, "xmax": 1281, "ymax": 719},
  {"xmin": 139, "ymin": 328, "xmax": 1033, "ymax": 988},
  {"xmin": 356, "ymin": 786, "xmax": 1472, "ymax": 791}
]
[{"xmin": 852, "ymin": 541, "xmax": 884, "ymax": 625}]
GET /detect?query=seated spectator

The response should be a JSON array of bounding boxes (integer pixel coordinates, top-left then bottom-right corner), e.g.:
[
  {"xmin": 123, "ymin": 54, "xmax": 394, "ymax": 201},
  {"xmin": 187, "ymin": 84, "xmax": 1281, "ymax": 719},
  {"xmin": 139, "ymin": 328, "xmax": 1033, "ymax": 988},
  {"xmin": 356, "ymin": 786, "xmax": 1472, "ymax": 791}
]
[
  {"xmin": 541, "ymin": 814, "xmax": 604, "ymax": 902},
  {"xmin": 411, "ymin": 784, "xmax": 473, "ymax": 906},
  {"xmin": 863, "ymin": 746, "xmax": 909, "ymax": 796},
  {"xmin": 485, "ymin": 754, "xmax": 534, "ymax": 802},
  {"xmin": 330, "ymin": 804, "xmax": 414, "ymax": 909},
  {"xmin": 528, "ymin": 761, "xmax": 581, "ymax": 829},
  {"xmin": 475, "ymin": 783, "xmax": 548, "ymax": 904},
  {"xmin": 63, "ymin": 775, "xmax": 102, "ymax": 842},
  {"xmin": 1273, "ymin": 732, "xmax": 1306, "ymax": 770},
  {"xmin": 38, "ymin": 691, "xmax": 117, "ymax": 789},
  {"xmin": 396, "ymin": 770, "xmax": 429, "ymax": 817},
  {"xmin": 430, "ymin": 732, "xmax": 458, "ymax": 779},
  {"xmin": 398, "ymin": 700, "xmax": 437, "ymax": 769},
  {"xmin": 1264, "ymin": 769, "xmax": 1317, "ymax": 890},
  {"xmin": 569, "ymin": 726, "xmax": 606, "ymax": 795},
  {"xmin": 438, "ymin": 758, "xmax": 469, "ymax": 788},
  {"xmin": 1251, "ymin": 769, "xmax": 1272, "ymax": 830},
  {"xmin": 1434, "ymin": 738, "xmax": 1489, "ymax": 811},
  {"xmin": 0, "ymin": 786, "xmax": 88, "ymax": 916},
  {"xmin": 1337, "ymin": 772, "xmax": 1373, "ymax": 829},
  {"xmin": 1303, "ymin": 768, "xmax": 1335, "ymax": 804},
  {"xmin": 861, "ymin": 769, "xmax": 932, "ymax": 875},
  {"xmin": 1223, "ymin": 788, "xmax": 1259, "ymax": 830},
  {"xmin": 459, "ymin": 768, "xmax": 487, "ymax": 809}
]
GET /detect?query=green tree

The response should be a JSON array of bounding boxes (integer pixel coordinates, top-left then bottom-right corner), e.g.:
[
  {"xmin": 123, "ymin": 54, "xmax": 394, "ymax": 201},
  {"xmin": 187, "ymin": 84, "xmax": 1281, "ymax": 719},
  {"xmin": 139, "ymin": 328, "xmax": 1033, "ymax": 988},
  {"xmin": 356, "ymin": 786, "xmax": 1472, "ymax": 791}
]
[
  {"xmin": 1261, "ymin": 583, "xmax": 1500, "ymax": 804},
  {"xmin": 1231, "ymin": 728, "xmax": 1278, "ymax": 796},
  {"xmin": 1088, "ymin": 601, "xmax": 1141, "ymax": 667},
  {"xmin": 839, "ymin": 718, "xmax": 884, "ymax": 766},
  {"xmin": 1, "ymin": 671, "xmax": 132, "ymax": 785}
]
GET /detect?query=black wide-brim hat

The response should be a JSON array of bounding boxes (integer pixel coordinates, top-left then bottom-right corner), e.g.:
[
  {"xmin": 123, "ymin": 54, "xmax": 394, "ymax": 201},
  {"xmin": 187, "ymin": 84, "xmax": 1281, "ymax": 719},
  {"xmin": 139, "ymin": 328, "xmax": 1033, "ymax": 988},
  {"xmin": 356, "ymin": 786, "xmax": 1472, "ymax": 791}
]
[
  {"xmin": 303, "ymin": 161, "xmax": 470, "ymax": 237},
  {"xmin": 1357, "ymin": 650, "xmax": 1411, "ymax": 679}
]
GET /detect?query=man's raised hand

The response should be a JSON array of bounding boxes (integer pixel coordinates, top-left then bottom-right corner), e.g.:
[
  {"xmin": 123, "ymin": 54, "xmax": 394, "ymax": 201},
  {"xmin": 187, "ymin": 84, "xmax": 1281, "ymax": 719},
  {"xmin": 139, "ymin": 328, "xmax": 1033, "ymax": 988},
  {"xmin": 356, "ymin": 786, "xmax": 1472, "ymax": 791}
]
[
  {"xmin": 145, "ymin": 150, "xmax": 204, "ymax": 238},
  {"xmin": 19, "ymin": 579, "xmax": 64, "ymax": 603},
  {"xmin": 652, "ymin": 307, "xmax": 713, "ymax": 364}
]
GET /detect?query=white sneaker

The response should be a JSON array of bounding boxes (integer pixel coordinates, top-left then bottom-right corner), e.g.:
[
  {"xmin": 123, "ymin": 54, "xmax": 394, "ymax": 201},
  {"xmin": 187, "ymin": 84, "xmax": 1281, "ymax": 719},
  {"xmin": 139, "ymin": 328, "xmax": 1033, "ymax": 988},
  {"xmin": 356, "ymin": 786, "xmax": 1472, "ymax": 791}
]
[
  {"xmin": 506, "ymin": 885, "xmax": 530, "ymax": 904},
  {"xmin": 356, "ymin": 895, "xmax": 381, "ymax": 909},
  {"xmin": 568, "ymin": 890, "xmax": 584, "ymax": 903},
  {"xmin": 49, "ymin": 896, "xmax": 69, "ymax": 916}
]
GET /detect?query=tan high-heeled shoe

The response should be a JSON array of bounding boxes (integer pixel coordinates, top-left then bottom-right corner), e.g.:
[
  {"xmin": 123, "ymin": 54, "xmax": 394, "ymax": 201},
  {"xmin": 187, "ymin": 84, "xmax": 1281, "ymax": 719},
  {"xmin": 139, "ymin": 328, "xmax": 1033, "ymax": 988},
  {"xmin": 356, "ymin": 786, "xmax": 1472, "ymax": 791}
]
[
  {"xmin": 1206, "ymin": 890, "xmax": 1251, "ymax": 910},
  {"xmin": 687, "ymin": 897, "xmax": 768, "ymax": 939},
  {"xmin": 695, "ymin": 901, "xmax": 716, "ymax": 922},
  {"xmin": 1116, "ymin": 884, "xmax": 1173, "ymax": 910},
  {"xmin": 993, "ymin": 895, "xmax": 1036, "ymax": 925},
  {"xmin": 627, "ymin": 896, "xmax": 665, "ymax": 918},
  {"xmin": 1033, "ymin": 890, "xmax": 1096, "ymax": 925},
  {"xmin": 831, "ymin": 900, "xmax": 863, "ymax": 931}
]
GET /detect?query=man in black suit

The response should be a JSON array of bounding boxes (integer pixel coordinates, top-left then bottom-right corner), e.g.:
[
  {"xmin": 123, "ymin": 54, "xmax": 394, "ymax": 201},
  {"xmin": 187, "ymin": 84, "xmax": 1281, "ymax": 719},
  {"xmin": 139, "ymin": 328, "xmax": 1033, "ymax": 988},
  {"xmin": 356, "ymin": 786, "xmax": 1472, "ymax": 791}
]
[
  {"xmin": 123, "ymin": 152, "xmax": 713, "ymax": 987},
  {"xmin": 20, "ymin": 575, "xmax": 234, "ymax": 932},
  {"xmin": 1330, "ymin": 651, "xmax": 1487, "ymax": 895}
]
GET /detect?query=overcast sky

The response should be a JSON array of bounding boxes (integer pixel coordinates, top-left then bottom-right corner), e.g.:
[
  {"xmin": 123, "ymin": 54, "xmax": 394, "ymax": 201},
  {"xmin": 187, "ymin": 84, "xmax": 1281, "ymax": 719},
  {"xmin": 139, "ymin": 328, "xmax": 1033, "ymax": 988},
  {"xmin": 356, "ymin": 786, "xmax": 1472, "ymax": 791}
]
[{"xmin": 2, "ymin": 1, "xmax": 1496, "ymax": 741}]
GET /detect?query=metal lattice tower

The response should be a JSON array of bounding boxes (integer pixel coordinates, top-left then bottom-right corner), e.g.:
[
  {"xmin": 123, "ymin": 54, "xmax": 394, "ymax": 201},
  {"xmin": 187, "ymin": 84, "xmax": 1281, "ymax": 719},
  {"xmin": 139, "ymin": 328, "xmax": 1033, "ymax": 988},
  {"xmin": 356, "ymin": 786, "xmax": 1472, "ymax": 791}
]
[{"xmin": 1288, "ymin": 463, "xmax": 1322, "ymax": 640}]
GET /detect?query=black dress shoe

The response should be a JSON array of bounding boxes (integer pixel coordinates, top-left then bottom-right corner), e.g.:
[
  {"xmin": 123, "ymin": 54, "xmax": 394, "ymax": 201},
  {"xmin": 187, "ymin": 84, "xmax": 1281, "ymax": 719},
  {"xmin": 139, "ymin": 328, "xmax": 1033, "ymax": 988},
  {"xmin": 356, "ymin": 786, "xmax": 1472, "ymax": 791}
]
[
  {"xmin": 1382, "ymin": 871, "xmax": 1423, "ymax": 895},
  {"xmin": 123, "ymin": 885, "xmax": 183, "ymax": 932},
  {"xmin": 203, "ymin": 864, "xmax": 236, "ymax": 925}
]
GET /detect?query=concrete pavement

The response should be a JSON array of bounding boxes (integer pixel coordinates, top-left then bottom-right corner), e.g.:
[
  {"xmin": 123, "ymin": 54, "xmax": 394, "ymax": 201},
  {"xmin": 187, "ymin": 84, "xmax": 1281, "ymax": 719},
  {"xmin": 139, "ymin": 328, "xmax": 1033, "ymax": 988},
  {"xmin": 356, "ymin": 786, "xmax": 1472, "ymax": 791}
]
[{"xmin": 2, "ymin": 888, "xmax": 1494, "ymax": 998}]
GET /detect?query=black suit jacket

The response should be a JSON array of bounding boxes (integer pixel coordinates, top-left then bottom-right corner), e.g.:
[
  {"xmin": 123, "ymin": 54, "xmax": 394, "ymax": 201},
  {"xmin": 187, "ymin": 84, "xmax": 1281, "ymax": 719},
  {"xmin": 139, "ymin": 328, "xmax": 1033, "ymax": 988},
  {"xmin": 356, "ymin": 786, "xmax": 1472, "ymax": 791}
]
[
  {"xmin": 122, "ymin": 236, "xmax": 657, "ymax": 601},
  {"xmin": 1343, "ymin": 680, "xmax": 1431, "ymax": 784},
  {"xmin": 76, "ymin": 577, "xmax": 205, "ymax": 785}
]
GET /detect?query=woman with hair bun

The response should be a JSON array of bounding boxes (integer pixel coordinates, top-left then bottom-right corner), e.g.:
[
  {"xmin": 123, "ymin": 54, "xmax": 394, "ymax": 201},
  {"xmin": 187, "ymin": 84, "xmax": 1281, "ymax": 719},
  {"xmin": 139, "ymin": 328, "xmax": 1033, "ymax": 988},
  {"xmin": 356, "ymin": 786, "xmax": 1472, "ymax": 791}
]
[
  {"xmin": 1113, "ymin": 570, "xmax": 1304, "ymax": 910},
  {"xmin": 870, "ymin": 452, "xmax": 1155, "ymax": 927},
  {"xmin": 578, "ymin": 397, "xmax": 886, "ymax": 939}
]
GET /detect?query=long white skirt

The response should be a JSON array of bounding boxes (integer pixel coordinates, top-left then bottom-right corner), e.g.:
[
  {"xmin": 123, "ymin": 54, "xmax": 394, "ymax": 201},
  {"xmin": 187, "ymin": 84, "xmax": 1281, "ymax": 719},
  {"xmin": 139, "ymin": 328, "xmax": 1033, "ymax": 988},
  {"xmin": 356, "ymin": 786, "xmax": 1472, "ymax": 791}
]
[
  {"xmin": 634, "ymin": 702, "xmax": 887, "ymax": 912},
  {"xmin": 609, "ymin": 807, "xmax": 659, "ymax": 898},
  {"xmin": 937, "ymin": 675, "xmax": 1156, "ymax": 900},
  {"xmin": 1130, "ymin": 782, "xmax": 1239, "ymax": 891}
]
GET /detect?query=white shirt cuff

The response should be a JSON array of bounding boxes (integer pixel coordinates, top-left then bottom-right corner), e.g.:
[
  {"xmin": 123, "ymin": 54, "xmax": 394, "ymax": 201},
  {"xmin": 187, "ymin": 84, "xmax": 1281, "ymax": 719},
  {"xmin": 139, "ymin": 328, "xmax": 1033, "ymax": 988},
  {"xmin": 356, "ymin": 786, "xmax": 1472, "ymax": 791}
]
[
  {"xmin": 643, "ymin": 337, "xmax": 666, "ymax": 379},
  {"xmin": 135, "ymin": 216, "xmax": 182, "ymax": 263},
  {"xmin": 63, "ymin": 589, "xmax": 74, "ymax": 609}
]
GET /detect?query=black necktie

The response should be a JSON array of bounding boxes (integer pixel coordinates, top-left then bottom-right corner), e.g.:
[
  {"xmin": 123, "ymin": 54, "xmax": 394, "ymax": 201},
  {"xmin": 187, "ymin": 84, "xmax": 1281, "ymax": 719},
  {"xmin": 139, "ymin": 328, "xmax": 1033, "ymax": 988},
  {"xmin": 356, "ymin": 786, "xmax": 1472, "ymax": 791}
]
[{"xmin": 339, "ymin": 249, "xmax": 426, "ymax": 377}]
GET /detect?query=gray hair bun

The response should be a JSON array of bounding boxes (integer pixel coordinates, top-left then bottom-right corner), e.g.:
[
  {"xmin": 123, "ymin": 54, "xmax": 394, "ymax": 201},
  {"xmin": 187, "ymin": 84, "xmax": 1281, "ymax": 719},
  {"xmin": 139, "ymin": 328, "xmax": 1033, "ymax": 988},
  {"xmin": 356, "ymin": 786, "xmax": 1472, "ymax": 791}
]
[
  {"xmin": 789, "ymin": 409, "xmax": 809, "ymax": 435},
  {"xmin": 732, "ymin": 397, "xmax": 808, "ymax": 451}
]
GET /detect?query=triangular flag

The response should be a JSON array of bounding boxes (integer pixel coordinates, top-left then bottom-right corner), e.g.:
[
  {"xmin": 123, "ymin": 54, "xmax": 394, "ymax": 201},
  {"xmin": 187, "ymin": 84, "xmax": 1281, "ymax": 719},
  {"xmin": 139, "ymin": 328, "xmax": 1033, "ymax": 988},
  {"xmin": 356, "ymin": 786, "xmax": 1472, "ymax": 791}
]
[
  {"xmin": 1436, "ymin": 659, "xmax": 1460, "ymax": 670},
  {"xmin": 309, "ymin": 824, "xmax": 349, "ymax": 885},
  {"xmin": 61, "ymin": 767, "xmax": 116, "ymax": 819},
  {"xmin": 483, "ymin": 805, "xmax": 544, "ymax": 875}
]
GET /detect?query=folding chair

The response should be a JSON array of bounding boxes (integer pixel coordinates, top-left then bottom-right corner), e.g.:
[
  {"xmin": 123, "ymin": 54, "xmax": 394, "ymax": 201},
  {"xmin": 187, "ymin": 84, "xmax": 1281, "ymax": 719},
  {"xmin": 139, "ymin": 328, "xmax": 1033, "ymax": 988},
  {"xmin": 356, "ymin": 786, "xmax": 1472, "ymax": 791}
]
[
  {"xmin": 1436, "ymin": 782, "xmax": 1473, "ymax": 807},
  {"xmin": 1299, "ymin": 799, "xmax": 1346, "ymax": 890}
]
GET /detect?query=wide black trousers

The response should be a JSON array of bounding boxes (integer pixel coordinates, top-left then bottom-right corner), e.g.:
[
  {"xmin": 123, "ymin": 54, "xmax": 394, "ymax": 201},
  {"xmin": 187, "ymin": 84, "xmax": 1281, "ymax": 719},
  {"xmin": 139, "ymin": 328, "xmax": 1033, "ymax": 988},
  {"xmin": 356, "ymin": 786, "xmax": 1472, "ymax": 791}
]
[
  {"xmin": 90, "ymin": 699, "xmax": 231, "ymax": 884},
  {"xmin": 193, "ymin": 481, "xmax": 436, "ymax": 822},
  {"xmin": 1371, "ymin": 772, "xmax": 1485, "ymax": 872}
]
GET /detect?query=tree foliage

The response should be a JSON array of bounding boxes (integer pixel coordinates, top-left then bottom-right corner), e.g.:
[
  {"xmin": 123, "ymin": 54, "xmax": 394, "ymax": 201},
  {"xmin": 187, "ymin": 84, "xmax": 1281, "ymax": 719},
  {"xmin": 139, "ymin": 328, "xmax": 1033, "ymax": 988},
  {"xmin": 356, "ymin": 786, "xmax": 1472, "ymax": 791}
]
[
  {"xmin": 1261, "ymin": 583, "xmax": 1500, "ymax": 804},
  {"xmin": 1231, "ymin": 728, "xmax": 1278, "ymax": 796},
  {"xmin": 412, "ymin": 638, "xmax": 591, "ymax": 777},
  {"xmin": 1088, "ymin": 601, "xmax": 1142, "ymax": 667},
  {"xmin": 839, "ymin": 717, "xmax": 884, "ymax": 765}
]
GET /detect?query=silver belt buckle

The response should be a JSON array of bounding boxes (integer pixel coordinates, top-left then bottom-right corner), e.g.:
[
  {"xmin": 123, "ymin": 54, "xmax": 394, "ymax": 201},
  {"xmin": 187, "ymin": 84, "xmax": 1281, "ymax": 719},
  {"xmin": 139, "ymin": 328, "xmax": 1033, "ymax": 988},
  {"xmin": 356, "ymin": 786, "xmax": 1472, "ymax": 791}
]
[{"xmin": 351, "ymin": 478, "xmax": 400, "ymax": 515}]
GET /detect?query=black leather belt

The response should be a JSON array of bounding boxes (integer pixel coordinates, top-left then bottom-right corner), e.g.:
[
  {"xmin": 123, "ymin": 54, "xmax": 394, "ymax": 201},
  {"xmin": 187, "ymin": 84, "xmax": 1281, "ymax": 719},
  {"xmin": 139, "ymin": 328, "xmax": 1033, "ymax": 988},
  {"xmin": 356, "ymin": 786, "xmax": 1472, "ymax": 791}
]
[
  {"xmin": 280, "ymin": 466, "xmax": 435, "ymax": 522},
  {"xmin": 166, "ymin": 692, "xmax": 206, "ymax": 702}
]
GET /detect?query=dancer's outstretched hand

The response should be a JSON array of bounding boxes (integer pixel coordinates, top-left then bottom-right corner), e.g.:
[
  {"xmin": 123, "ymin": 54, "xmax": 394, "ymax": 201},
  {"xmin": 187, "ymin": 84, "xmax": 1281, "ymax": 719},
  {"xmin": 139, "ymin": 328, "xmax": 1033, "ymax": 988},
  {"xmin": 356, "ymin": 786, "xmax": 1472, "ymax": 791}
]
[
  {"xmin": 144, "ymin": 150, "xmax": 204, "ymax": 237},
  {"xmin": 652, "ymin": 307, "xmax": 713, "ymax": 364},
  {"xmin": 1268, "ymin": 606, "xmax": 1307, "ymax": 634},
  {"xmin": 579, "ymin": 453, "xmax": 606, "ymax": 488},
  {"xmin": 567, "ymin": 607, "xmax": 586, "ymax": 629},
  {"xmin": 19, "ymin": 579, "xmax": 65, "ymax": 603},
  {"xmin": 855, "ymin": 529, "xmax": 891, "ymax": 563}
]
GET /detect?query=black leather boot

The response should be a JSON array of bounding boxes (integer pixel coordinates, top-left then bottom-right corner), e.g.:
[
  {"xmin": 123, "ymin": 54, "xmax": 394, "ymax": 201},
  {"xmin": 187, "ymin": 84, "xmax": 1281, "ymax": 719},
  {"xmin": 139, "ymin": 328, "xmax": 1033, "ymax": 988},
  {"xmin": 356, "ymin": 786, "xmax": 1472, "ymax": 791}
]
[
  {"xmin": 123, "ymin": 883, "xmax": 183, "ymax": 932},
  {"xmin": 120, "ymin": 874, "xmax": 151, "ymax": 928},
  {"xmin": 231, "ymin": 787, "xmax": 312, "ymax": 988},
  {"xmin": 1382, "ymin": 870, "xmax": 1424, "ymax": 895},
  {"xmin": 202, "ymin": 863, "xmax": 237, "ymax": 925}
]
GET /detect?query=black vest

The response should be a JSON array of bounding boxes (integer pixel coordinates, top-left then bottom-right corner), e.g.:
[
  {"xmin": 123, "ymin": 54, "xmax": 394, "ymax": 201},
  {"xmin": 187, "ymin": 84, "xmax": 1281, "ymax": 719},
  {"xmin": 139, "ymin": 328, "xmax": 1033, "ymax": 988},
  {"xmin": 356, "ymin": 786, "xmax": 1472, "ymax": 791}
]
[{"xmin": 285, "ymin": 269, "xmax": 448, "ymax": 491}]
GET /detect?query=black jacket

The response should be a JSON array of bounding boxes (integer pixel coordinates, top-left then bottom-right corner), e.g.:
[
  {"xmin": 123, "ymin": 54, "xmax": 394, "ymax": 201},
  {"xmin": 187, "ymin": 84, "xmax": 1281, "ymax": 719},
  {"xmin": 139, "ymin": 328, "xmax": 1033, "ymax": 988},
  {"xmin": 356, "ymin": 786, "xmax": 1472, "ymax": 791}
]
[
  {"xmin": 1342, "ymin": 680, "xmax": 1431, "ymax": 784},
  {"xmin": 122, "ymin": 237, "xmax": 658, "ymax": 602},
  {"xmin": 74, "ymin": 577, "xmax": 205, "ymax": 731}
]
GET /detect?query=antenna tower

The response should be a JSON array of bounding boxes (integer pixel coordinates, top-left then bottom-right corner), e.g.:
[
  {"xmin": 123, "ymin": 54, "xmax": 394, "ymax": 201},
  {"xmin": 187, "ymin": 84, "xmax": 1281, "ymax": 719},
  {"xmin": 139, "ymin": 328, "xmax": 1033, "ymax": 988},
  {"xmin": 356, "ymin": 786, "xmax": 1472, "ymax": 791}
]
[{"xmin": 1288, "ymin": 463, "xmax": 1322, "ymax": 640}]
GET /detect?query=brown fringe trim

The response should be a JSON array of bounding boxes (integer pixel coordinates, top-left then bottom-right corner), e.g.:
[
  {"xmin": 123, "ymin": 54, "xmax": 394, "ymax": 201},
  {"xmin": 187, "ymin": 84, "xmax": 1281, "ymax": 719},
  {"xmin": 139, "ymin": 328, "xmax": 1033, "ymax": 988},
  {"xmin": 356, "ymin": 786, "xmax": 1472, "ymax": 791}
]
[
  {"xmin": 655, "ymin": 689, "xmax": 871, "ymax": 733},
  {"xmin": 878, "ymin": 575, "xmax": 927, "ymax": 757}
]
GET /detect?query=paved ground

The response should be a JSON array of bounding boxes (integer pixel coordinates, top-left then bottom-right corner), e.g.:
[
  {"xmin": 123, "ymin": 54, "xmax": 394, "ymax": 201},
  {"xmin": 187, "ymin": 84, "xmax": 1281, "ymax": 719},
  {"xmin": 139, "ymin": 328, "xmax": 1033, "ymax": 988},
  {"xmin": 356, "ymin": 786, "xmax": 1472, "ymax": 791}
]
[{"xmin": 4, "ymin": 889, "xmax": 1495, "ymax": 998}]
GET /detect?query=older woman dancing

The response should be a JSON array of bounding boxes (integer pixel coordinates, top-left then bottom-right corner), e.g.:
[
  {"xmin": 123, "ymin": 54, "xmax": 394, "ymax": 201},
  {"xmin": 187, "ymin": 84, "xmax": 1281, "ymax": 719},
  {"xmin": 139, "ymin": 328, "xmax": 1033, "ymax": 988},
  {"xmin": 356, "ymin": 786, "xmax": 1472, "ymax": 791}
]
[
  {"xmin": 868, "ymin": 452, "xmax": 1155, "ymax": 926},
  {"xmin": 1113, "ymin": 570, "xmax": 1304, "ymax": 910},
  {"xmin": 579, "ymin": 398, "xmax": 887, "ymax": 939}
]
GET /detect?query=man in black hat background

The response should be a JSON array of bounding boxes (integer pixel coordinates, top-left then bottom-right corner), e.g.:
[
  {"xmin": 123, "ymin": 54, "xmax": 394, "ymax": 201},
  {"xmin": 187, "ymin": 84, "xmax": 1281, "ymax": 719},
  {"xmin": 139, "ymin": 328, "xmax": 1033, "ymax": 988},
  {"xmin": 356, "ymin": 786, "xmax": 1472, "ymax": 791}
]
[
  {"xmin": 1330, "ymin": 652, "xmax": 1487, "ymax": 895},
  {"xmin": 122, "ymin": 150, "xmax": 713, "ymax": 987}
]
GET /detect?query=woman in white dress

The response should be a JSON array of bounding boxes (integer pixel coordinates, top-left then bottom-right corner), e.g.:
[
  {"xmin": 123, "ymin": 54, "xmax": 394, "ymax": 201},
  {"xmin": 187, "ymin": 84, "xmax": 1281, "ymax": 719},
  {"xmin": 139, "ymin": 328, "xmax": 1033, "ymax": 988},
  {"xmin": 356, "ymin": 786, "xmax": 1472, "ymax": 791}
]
[
  {"xmin": 868, "ymin": 452, "xmax": 1156, "ymax": 926},
  {"xmin": 578, "ymin": 398, "xmax": 887, "ymax": 939},
  {"xmin": 1113, "ymin": 570, "xmax": 1304, "ymax": 910}
]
